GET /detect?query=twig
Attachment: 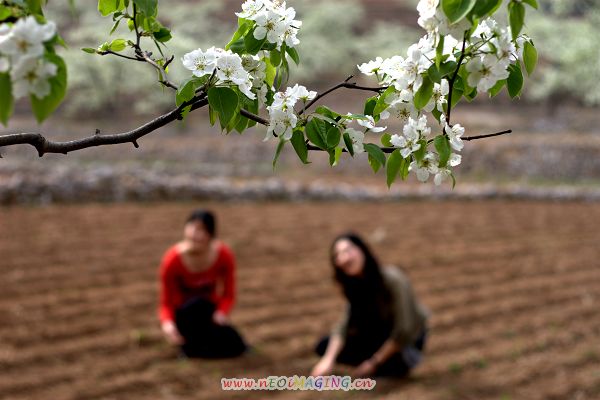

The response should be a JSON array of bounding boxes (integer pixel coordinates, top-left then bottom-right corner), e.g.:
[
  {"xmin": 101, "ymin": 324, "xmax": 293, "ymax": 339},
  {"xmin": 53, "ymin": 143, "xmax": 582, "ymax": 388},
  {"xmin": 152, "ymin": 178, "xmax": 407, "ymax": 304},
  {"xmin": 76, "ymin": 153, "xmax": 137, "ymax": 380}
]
[
  {"xmin": 97, "ymin": 50, "xmax": 144, "ymax": 62},
  {"xmin": 0, "ymin": 98, "xmax": 208, "ymax": 156},
  {"xmin": 463, "ymin": 129, "xmax": 512, "ymax": 141},
  {"xmin": 446, "ymin": 36, "xmax": 468, "ymax": 126},
  {"xmin": 300, "ymin": 75, "xmax": 386, "ymax": 115},
  {"xmin": 240, "ymin": 109, "xmax": 268, "ymax": 126}
]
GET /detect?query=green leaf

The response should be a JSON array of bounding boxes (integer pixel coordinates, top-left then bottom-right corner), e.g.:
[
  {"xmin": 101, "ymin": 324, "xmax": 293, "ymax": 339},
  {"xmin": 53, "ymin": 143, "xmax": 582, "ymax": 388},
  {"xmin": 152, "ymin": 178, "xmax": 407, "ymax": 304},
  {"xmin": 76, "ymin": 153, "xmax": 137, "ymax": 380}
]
[
  {"xmin": 244, "ymin": 28, "xmax": 267, "ymax": 55},
  {"xmin": 0, "ymin": 6, "xmax": 12, "ymax": 21},
  {"xmin": 286, "ymin": 46, "xmax": 300, "ymax": 65},
  {"xmin": 273, "ymin": 138, "xmax": 285, "ymax": 169},
  {"xmin": 471, "ymin": 0, "xmax": 502, "ymax": 18},
  {"xmin": 523, "ymin": 41, "xmax": 537, "ymax": 76},
  {"xmin": 207, "ymin": 86, "xmax": 239, "ymax": 127},
  {"xmin": 226, "ymin": 20, "xmax": 251, "ymax": 50},
  {"xmin": 509, "ymin": 1, "xmax": 525, "ymax": 40},
  {"xmin": 316, "ymin": 106, "xmax": 341, "ymax": 120},
  {"xmin": 442, "ymin": 0, "xmax": 477, "ymax": 24},
  {"xmin": 0, "ymin": 73, "xmax": 13, "ymax": 126},
  {"xmin": 209, "ymin": 106, "xmax": 217, "ymax": 126},
  {"xmin": 229, "ymin": 38, "xmax": 246, "ymax": 55},
  {"xmin": 343, "ymin": 131, "xmax": 354, "ymax": 156},
  {"xmin": 133, "ymin": 0, "xmax": 157, "ymax": 16},
  {"xmin": 26, "ymin": 0, "xmax": 43, "ymax": 15},
  {"xmin": 30, "ymin": 54, "xmax": 67, "ymax": 123},
  {"xmin": 291, "ymin": 129, "xmax": 309, "ymax": 164},
  {"xmin": 434, "ymin": 135, "xmax": 452, "ymax": 167},
  {"xmin": 414, "ymin": 74, "xmax": 434, "ymax": 110},
  {"xmin": 488, "ymin": 79, "xmax": 505, "ymax": 98},
  {"xmin": 400, "ymin": 157, "xmax": 410, "ymax": 180},
  {"xmin": 413, "ymin": 140, "xmax": 427, "ymax": 163},
  {"xmin": 521, "ymin": 0, "xmax": 538, "ymax": 9},
  {"xmin": 81, "ymin": 47, "xmax": 97, "ymax": 54},
  {"xmin": 435, "ymin": 35, "xmax": 445, "ymax": 68},
  {"xmin": 176, "ymin": 77, "xmax": 196, "ymax": 107},
  {"xmin": 381, "ymin": 133, "xmax": 393, "ymax": 147},
  {"xmin": 109, "ymin": 38, "xmax": 127, "ymax": 52},
  {"xmin": 364, "ymin": 143, "xmax": 386, "ymax": 171},
  {"xmin": 264, "ymin": 58, "xmax": 276, "ymax": 87},
  {"xmin": 373, "ymin": 86, "xmax": 395, "ymax": 116},
  {"xmin": 270, "ymin": 50, "xmax": 281, "ymax": 67},
  {"xmin": 153, "ymin": 27, "xmax": 172, "ymax": 43},
  {"xmin": 329, "ymin": 147, "xmax": 342, "ymax": 167},
  {"xmin": 507, "ymin": 63, "xmax": 523, "ymax": 98},
  {"xmin": 428, "ymin": 61, "xmax": 457, "ymax": 83},
  {"xmin": 326, "ymin": 126, "xmax": 341, "ymax": 149},
  {"xmin": 386, "ymin": 149, "xmax": 402, "ymax": 188},
  {"xmin": 364, "ymin": 96, "xmax": 378, "ymax": 117},
  {"xmin": 98, "ymin": 0, "xmax": 120, "ymax": 16},
  {"xmin": 305, "ymin": 119, "xmax": 327, "ymax": 150}
]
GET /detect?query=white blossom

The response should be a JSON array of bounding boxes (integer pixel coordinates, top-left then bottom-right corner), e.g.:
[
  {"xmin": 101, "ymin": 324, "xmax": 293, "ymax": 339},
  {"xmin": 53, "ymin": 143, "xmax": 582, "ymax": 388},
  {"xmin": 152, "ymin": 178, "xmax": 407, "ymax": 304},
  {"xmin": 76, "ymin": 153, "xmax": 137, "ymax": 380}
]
[
  {"xmin": 356, "ymin": 115, "xmax": 387, "ymax": 133},
  {"xmin": 358, "ymin": 57, "xmax": 384, "ymax": 76},
  {"xmin": 380, "ymin": 101, "xmax": 418, "ymax": 124},
  {"xmin": 345, "ymin": 128, "xmax": 364, "ymax": 154},
  {"xmin": 0, "ymin": 56, "xmax": 8, "ymax": 73},
  {"xmin": 424, "ymin": 79, "xmax": 449, "ymax": 112},
  {"xmin": 466, "ymin": 54, "xmax": 509, "ymax": 93},
  {"xmin": 181, "ymin": 47, "xmax": 217, "ymax": 78},
  {"xmin": 286, "ymin": 84, "xmax": 316, "ymax": 102},
  {"xmin": 236, "ymin": 0, "xmax": 268, "ymax": 20},
  {"xmin": 410, "ymin": 152, "xmax": 439, "ymax": 182},
  {"xmin": 265, "ymin": 107, "xmax": 297, "ymax": 141},
  {"xmin": 0, "ymin": 16, "xmax": 56, "ymax": 63},
  {"xmin": 11, "ymin": 56, "xmax": 57, "ymax": 99},
  {"xmin": 254, "ymin": 9, "xmax": 287, "ymax": 44},
  {"xmin": 440, "ymin": 114, "xmax": 464, "ymax": 151},
  {"xmin": 434, "ymin": 168, "xmax": 452, "ymax": 185},
  {"xmin": 417, "ymin": 0, "xmax": 439, "ymax": 20}
]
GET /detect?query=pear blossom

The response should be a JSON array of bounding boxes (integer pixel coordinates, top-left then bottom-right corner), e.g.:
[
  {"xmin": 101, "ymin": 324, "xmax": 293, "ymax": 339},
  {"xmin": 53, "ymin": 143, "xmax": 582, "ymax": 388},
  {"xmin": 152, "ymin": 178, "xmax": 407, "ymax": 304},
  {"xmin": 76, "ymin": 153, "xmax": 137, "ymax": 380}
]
[
  {"xmin": 358, "ymin": 57, "xmax": 383, "ymax": 76},
  {"xmin": 466, "ymin": 54, "xmax": 510, "ymax": 93},
  {"xmin": 380, "ymin": 101, "xmax": 418, "ymax": 124},
  {"xmin": 410, "ymin": 152, "xmax": 439, "ymax": 182},
  {"xmin": 254, "ymin": 9, "xmax": 286, "ymax": 44},
  {"xmin": 236, "ymin": 0, "xmax": 268, "ymax": 20},
  {"xmin": 448, "ymin": 152, "xmax": 462, "ymax": 167},
  {"xmin": 0, "ymin": 16, "xmax": 56, "ymax": 63},
  {"xmin": 11, "ymin": 57, "xmax": 57, "ymax": 99},
  {"xmin": 181, "ymin": 47, "xmax": 217, "ymax": 78},
  {"xmin": 286, "ymin": 84, "xmax": 316, "ymax": 102},
  {"xmin": 356, "ymin": 115, "xmax": 387, "ymax": 133},
  {"xmin": 391, "ymin": 130, "xmax": 421, "ymax": 159},
  {"xmin": 0, "ymin": 56, "xmax": 8, "ymax": 73},
  {"xmin": 424, "ymin": 79, "xmax": 449, "ymax": 112},
  {"xmin": 265, "ymin": 107, "xmax": 296, "ymax": 141},
  {"xmin": 345, "ymin": 128, "xmax": 365, "ymax": 154},
  {"xmin": 433, "ymin": 168, "xmax": 452, "ymax": 186},
  {"xmin": 440, "ymin": 114, "xmax": 464, "ymax": 151},
  {"xmin": 417, "ymin": 0, "xmax": 439, "ymax": 20}
]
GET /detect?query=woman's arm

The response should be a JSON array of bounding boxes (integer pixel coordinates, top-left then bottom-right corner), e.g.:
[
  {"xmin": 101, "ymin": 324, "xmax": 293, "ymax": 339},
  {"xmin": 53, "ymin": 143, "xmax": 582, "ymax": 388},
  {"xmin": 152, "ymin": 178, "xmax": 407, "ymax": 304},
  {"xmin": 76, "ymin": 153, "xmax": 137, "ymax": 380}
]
[
  {"xmin": 353, "ymin": 338, "xmax": 399, "ymax": 377},
  {"xmin": 158, "ymin": 250, "xmax": 185, "ymax": 344},
  {"xmin": 214, "ymin": 243, "xmax": 236, "ymax": 324},
  {"xmin": 311, "ymin": 333, "xmax": 344, "ymax": 376}
]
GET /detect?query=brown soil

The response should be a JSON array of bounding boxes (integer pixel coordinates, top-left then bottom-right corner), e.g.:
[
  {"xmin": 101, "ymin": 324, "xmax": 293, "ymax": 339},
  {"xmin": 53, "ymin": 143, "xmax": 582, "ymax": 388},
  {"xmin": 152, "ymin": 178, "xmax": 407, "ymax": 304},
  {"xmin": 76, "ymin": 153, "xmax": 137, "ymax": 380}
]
[{"xmin": 2, "ymin": 200, "xmax": 600, "ymax": 399}]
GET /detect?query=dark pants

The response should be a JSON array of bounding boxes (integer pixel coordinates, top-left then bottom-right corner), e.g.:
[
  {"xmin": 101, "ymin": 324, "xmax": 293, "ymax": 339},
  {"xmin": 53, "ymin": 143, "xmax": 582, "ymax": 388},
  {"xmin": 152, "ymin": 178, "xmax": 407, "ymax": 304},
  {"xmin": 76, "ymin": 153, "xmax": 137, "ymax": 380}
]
[
  {"xmin": 175, "ymin": 297, "xmax": 247, "ymax": 358},
  {"xmin": 315, "ymin": 330, "xmax": 427, "ymax": 377}
]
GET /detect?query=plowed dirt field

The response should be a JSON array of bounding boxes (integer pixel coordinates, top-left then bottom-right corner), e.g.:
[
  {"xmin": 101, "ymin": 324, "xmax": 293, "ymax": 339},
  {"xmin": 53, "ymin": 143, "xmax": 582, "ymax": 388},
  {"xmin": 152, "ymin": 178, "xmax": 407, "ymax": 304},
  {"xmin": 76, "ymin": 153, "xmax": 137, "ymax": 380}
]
[{"xmin": 2, "ymin": 201, "xmax": 600, "ymax": 399}]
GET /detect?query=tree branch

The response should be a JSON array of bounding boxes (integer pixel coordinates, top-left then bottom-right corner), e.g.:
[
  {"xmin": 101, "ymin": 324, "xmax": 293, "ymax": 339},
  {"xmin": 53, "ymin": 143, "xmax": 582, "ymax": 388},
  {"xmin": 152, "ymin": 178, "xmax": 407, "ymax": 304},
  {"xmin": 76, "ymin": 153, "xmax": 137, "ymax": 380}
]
[
  {"xmin": 446, "ymin": 36, "xmax": 468, "ymax": 126},
  {"xmin": 0, "ymin": 97, "xmax": 208, "ymax": 156},
  {"xmin": 306, "ymin": 129, "xmax": 512, "ymax": 154},
  {"xmin": 299, "ymin": 75, "xmax": 387, "ymax": 115},
  {"xmin": 240, "ymin": 109, "xmax": 268, "ymax": 126},
  {"xmin": 97, "ymin": 50, "xmax": 144, "ymax": 62}
]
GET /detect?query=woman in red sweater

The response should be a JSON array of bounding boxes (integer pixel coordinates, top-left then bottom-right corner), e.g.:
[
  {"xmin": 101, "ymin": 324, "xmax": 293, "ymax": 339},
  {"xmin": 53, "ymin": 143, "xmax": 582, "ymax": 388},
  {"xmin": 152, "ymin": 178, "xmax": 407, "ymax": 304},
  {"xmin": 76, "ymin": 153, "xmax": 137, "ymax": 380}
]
[{"xmin": 158, "ymin": 209, "xmax": 247, "ymax": 358}]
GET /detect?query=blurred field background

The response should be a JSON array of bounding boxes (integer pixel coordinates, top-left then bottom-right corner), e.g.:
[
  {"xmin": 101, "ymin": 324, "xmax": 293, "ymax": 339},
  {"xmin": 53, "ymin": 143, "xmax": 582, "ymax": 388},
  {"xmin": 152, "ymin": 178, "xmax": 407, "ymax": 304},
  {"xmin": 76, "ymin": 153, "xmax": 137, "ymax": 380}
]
[{"xmin": 1, "ymin": 1, "xmax": 600, "ymax": 399}]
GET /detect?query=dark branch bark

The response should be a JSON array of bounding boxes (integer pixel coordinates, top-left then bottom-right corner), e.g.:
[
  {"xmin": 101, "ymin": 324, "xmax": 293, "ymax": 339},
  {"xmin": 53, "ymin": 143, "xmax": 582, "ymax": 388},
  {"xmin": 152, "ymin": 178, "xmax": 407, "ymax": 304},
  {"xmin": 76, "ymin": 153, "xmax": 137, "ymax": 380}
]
[
  {"xmin": 446, "ymin": 36, "xmax": 468, "ymax": 126},
  {"xmin": 300, "ymin": 75, "xmax": 387, "ymax": 115},
  {"xmin": 306, "ymin": 129, "xmax": 511, "ymax": 154},
  {"xmin": 0, "ymin": 98, "xmax": 208, "ymax": 156}
]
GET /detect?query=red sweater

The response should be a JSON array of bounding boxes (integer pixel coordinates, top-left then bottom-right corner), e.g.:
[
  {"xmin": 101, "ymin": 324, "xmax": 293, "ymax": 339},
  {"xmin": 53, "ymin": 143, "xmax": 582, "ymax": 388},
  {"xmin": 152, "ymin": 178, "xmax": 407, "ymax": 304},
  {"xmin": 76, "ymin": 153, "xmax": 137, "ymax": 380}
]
[{"xmin": 158, "ymin": 242, "xmax": 236, "ymax": 323}]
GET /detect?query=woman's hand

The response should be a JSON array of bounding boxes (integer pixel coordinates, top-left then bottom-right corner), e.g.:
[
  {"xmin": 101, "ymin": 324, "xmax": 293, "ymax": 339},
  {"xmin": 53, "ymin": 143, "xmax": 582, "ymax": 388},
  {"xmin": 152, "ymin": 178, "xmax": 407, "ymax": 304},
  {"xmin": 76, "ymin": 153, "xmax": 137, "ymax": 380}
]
[
  {"xmin": 311, "ymin": 357, "xmax": 334, "ymax": 376},
  {"xmin": 353, "ymin": 358, "xmax": 377, "ymax": 377},
  {"xmin": 161, "ymin": 320, "xmax": 185, "ymax": 345},
  {"xmin": 212, "ymin": 310, "xmax": 229, "ymax": 326}
]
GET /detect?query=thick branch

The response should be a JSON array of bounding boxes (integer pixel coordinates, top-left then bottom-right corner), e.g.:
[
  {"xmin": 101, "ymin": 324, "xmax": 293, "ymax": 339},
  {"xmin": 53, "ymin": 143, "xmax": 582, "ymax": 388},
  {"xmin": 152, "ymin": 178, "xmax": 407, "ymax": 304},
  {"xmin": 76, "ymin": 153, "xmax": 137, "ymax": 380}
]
[
  {"xmin": 0, "ymin": 98, "xmax": 208, "ymax": 156},
  {"xmin": 240, "ymin": 109, "xmax": 268, "ymax": 126},
  {"xmin": 300, "ymin": 75, "xmax": 387, "ymax": 115}
]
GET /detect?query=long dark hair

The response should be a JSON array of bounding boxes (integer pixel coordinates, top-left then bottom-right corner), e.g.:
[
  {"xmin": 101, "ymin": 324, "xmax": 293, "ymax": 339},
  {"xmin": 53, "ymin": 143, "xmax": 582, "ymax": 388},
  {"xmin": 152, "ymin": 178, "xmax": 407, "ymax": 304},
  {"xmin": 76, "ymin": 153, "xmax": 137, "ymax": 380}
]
[{"xmin": 330, "ymin": 233, "xmax": 391, "ymax": 329}]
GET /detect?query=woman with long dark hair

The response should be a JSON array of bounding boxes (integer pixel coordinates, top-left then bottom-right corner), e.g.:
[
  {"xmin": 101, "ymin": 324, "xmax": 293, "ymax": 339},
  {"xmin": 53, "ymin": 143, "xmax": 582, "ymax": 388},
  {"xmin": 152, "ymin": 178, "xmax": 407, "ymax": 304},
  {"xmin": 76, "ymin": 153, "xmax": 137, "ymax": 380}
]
[
  {"xmin": 158, "ymin": 209, "xmax": 247, "ymax": 358},
  {"xmin": 311, "ymin": 233, "xmax": 429, "ymax": 377}
]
